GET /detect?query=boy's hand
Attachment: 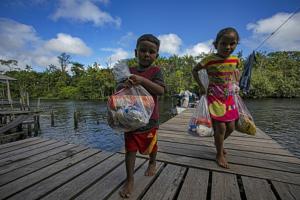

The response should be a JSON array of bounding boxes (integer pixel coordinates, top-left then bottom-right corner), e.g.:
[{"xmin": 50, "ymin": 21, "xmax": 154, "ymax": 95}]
[{"xmin": 128, "ymin": 74, "xmax": 144, "ymax": 85}]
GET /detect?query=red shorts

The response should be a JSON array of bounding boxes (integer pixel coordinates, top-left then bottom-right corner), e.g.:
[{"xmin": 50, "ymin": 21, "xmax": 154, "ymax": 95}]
[{"xmin": 124, "ymin": 128, "xmax": 158, "ymax": 155}]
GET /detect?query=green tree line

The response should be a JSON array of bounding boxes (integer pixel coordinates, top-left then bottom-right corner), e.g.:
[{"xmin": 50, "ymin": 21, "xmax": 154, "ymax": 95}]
[{"xmin": 2, "ymin": 51, "xmax": 300, "ymax": 100}]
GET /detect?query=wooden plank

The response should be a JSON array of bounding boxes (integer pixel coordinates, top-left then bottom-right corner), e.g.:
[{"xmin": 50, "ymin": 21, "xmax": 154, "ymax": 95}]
[
  {"xmin": 242, "ymin": 176, "xmax": 276, "ymax": 200},
  {"xmin": 211, "ymin": 172, "xmax": 241, "ymax": 200},
  {"xmin": 159, "ymin": 130, "xmax": 284, "ymax": 150},
  {"xmin": 158, "ymin": 134, "xmax": 293, "ymax": 156},
  {"xmin": 8, "ymin": 151, "xmax": 114, "ymax": 200},
  {"xmin": 0, "ymin": 137, "xmax": 44, "ymax": 153},
  {"xmin": 74, "ymin": 158, "xmax": 145, "ymax": 200},
  {"xmin": 107, "ymin": 161, "xmax": 164, "ymax": 200},
  {"xmin": 0, "ymin": 141, "xmax": 70, "ymax": 167},
  {"xmin": 177, "ymin": 168, "xmax": 209, "ymax": 200},
  {"xmin": 0, "ymin": 114, "xmax": 31, "ymax": 134},
  {"xmin": 158, "ymin": 140, "xmax": 300, "ymax": 165},
  {"xmin": 142, "ymin": 164, "xmax": 186, "ymax": 200},
  {"xmin": 159, "ymin": 124, "xmax": 282, "ymax": 148},
  {"xmin": 157, "ymin": 144, "xmax": 300, "ymax": 173},
  {"xmin": 150, "ymin": 152, "xmax": 300, "ymax": 185},
  {"xmin": 272, "ymin": 181, "xmax": 300, "ymax": 200},
  {"xmin": 160, "ymin": 123, "xmax": 271, "ymax": 139},
  {"xmin": 42, "ymin": 153, "xmax": 125, "ymax": 200},
  {"xmin": 0, "ymin": 145, "xmax": 87, "ymax": 186},
  {"xmin": 0, "ymin": 139, "xmax": 58, "ymax": 159},
  {"xmin": 159, "ymin": 129, "xmax": 277, "ymax": 144},
  {"xmin": 0, "ymin": 137, "xmax": 40, "ymax": 150},
  {"xmin": 0, "ymin": 143, "xmax": 78, "ymax": 175},
  {"xmin": 0, "ymin": 148, "xmax": 99, "ymax": 199}
]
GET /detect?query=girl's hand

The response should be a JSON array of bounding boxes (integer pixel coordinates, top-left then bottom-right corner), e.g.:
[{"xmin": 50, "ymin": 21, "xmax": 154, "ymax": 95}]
[
  {"xmin": 199, "ymin": 86, "xmax": 206, "ymax": 96},
  {"xmin": 128, "ymin": 74, "xmax": 144, "ymax": 85}
]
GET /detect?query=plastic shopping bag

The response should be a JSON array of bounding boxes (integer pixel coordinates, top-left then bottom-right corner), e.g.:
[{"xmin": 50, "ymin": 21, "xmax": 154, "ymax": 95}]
[
  {"xmin": 188, "ymin": 95, "xmax": 214, "ymax": 137},
  {"xmin": 107, "ymin": 85, "xmax": 155, "ymax": 133},
  {"xmin": 112, "ymin": 59, "xmax": 131, "ymax": 83},
  {"xmin": 235, "ymin": 95, "xmax": 256, "ymax": 135}
]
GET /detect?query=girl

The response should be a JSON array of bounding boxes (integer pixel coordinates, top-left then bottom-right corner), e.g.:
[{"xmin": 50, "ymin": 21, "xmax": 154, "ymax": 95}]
[{"xmin": 192, "ymin": 27, "xmax": 240, "ymax": 168}]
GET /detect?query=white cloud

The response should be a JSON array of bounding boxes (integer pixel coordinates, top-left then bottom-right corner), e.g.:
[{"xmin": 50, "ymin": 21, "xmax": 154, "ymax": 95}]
[
  {"xmin": 101, "ymin": 48, "xmax": 130, "ymax": 67},
  {"xmin": 158, "ymin": 34, "xmax": 182, "ymax": 55},
  {"xmin": 51, "ymin": 0, "xmax": 121, "ymax": 27},
  {"xmin": 245, "ymin": 12, "xmax": 300, "ymax": 51},
  {"xmin": 0, "ymin": 18, "xmax": 91, "ymax": 71},
  {"xmin": 0, "ymin": 18, "xmax": 39, "ymax": 52},
  {"xmin": 44, "ymin": 33, "xmax": 92, "ymax": 56},
  {"xmin": 183, "ymin": 40, "xmax": 213, "ymax": 56},
  {"xmin": 118, "ymin": 32, "xmax": 136, "ymax": 48}
]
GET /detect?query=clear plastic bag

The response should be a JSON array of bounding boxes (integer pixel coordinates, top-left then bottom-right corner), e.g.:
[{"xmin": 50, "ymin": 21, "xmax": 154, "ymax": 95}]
[
  {"xmin": 188, "ymin": 69, "xmax": 214, "ymax": 136},
  {"xmin": 107, "ymin": 85, "xmax": 155, "ymax": 133},
  {"xmin": 188, "ymin": 95, "xmax": 214, "ymax": 136},
  {"xmin": 235, "ymin": 95, "xmax": 256, "ymax": 135},
  {"xmin": 112, "ymin": 59, "xmax": 131, "ymax": 83}
]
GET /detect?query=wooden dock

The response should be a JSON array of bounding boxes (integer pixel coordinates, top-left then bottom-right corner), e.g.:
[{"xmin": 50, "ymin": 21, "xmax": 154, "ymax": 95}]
[{"xmin": 0, "ymin": 109, "xmax": 299, "ymax": 200}]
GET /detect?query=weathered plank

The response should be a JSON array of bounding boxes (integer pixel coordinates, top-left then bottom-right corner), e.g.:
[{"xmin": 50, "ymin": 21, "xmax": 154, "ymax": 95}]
[
  {"xmin": 157, "ymin": 144, "xmax": 300, "ymax": 173},
  {"xmin": 8, "ymin": 151, "xmax": 114, "ymax": 200},
  {"xmin": 142, "ymin": 164, "xmax": 186, "ymax": 200},
  {"xmin": 0, "ymin": 148, "xmax": 99, "ymax": 199},
  {"xmin": 177, "ymin": 168, "xmax": 209, "ymax": 200},
  {"xmin": 242, "ymin": 176, "xmax": 276, "ymax": 200},
  {"xmin": 150, "ymin": 152, "xmax": 300, "ymax": 185},
  {"xmin": 0, "ymin": 137, "xmax": 44, "ymax": 153},
  {"xmin": 0, "ymin": 139, "xmax": 58, "ymax": 159},
  {"xmin": 211, "ymin": 172, "xmax": 241, "ymax": 200},
  {"xmin": 0, "ymin": 145, "xmax": 87, "ymax": 186},
  {"xmin": 0, "ymin": 137, "xmax": 40, "ymax": 150},
  {"xmin": 158, "ymin": 139, "xmax": 300, "ymax": 164},
  {"xmin": 74, "ymin": 158, "xmax": 145, "ymax": 200},
  {"xmin": 0, "ymin": 141, "xmax": 71, "ymax": 167},
  {"xmin": 42, "ymin": 153, "xmax": 125, "ymax": 200},
  {"xmin": 158, "ymin": 134, "xmax": 293, "ymax": 156},
  {"xmin": 272, "ymin": 181, "xmax": 300, "ymax": 200},
  {"xmin": 0, "ymin": 143, "xmax": 78, "ymax": 175},
  {"xmin": 107, "ymin": 161, "xmax": 164, "ymax": 200}
]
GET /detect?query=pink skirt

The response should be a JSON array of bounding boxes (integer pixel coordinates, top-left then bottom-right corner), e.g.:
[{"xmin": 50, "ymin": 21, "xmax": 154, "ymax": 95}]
[{"xmin": 207, "ymin": 94, "xmax": 238, "ymax": 122}]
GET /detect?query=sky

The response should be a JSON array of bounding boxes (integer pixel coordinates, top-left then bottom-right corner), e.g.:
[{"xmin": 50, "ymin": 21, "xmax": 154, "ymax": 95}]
[{"xmin": 0, "ymin": 0, "xmax": 299, "ymax": 72}]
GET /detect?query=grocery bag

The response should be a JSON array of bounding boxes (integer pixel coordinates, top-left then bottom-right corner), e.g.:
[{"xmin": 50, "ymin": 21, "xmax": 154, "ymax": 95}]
[
  {"xmin": 107, "ymin": 85, "xmax": 155, "ymax": 133},
  {"xmin": 235, "ymin": 95, "xmax": 256, "ymax": 135}
]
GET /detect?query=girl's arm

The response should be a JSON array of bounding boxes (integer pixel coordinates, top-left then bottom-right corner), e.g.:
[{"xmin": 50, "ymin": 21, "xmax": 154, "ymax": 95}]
[{"xmin": 192, "ymin": 63, "xmax": 206, "ymax": 95}]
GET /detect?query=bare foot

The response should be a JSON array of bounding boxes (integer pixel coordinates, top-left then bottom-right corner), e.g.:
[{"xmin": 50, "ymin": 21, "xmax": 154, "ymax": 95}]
[
  {"xmin": 119, "ymin": 180, "xmax": 133, "ymax": 198},
  {"xmin": 145, "ymin": 162, "xmax": 156, "ymax": 176},
  {"xmin": 223, "ymin": 148, "xmax": 227, "ymax": 155},
  {"xmin": 216, "ymin": 154, "xmax": 229, "ymax": 169}
]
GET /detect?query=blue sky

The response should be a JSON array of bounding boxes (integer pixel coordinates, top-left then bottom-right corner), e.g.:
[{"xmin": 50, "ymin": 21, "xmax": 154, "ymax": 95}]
[{"xmin": 0, "ymin": 0, "xmax": 299, "ymax": 72}]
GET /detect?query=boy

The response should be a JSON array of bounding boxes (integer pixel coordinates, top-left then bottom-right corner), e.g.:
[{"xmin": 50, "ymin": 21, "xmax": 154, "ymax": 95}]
[{"xmin": 118, "ymin": 34, "xmax": 165, "ymax": 198}]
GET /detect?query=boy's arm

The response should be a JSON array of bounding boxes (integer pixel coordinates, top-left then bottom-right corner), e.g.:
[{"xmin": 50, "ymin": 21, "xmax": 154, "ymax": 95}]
[
  {"xmin": 192, "ymin": 63, "xmax": 206, "ymax": 95},
  {"xmin": 129, "ymin": 74, "xmax": 164, "ymax": 95}
]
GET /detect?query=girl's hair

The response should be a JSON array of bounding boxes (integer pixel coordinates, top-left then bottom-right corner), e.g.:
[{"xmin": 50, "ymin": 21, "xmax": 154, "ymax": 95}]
[
  {"xmin": 136, "ymin": 34, "xmax": 160, "ymax": 50},
  {"xmin": 214, "ymin": 27, "xmax": 240, "ymax": 45}
]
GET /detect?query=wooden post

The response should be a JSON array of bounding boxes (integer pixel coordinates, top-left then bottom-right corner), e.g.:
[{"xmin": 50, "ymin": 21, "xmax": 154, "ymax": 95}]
[
  {"xmin": 51, "ymin": 110, "xmax": 54, "ymax": 127},
  {"xmin": 34, "ymin": 115, "xmax": 39, "ymax": 136},
  {"xmin": 27, "ymin": 124, "xmax": 32, "ymax": 137},
  {"xmin": 74, "ymin": 111, "xmax": 78, "ymax": 129},
  {"xmin": 37, "ymin": 115, "xmax": 40, "ymax": 129}
]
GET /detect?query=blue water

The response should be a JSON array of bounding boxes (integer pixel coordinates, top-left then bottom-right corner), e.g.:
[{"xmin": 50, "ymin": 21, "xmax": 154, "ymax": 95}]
[{"xmin": 37, "ymin": 99, "xmax": 300, "ymax": 157}]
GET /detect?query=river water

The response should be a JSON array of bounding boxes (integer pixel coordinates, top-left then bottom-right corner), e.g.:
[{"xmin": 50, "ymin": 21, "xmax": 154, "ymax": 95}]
[{"xmin": 37, "ymin": 98, "xmax": 300, "ymax": 158}]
